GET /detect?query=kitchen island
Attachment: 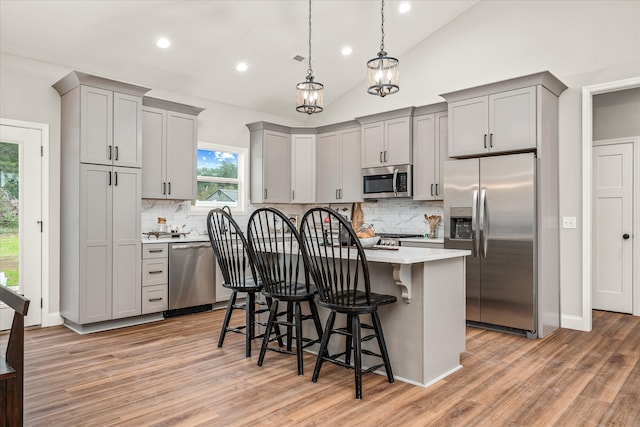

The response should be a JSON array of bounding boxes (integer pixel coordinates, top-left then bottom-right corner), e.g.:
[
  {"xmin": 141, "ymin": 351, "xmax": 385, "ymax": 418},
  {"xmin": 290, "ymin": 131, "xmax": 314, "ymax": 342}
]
[{"xmin": 306, "ymin": 246, "xmax": 470, "ymax": 388}]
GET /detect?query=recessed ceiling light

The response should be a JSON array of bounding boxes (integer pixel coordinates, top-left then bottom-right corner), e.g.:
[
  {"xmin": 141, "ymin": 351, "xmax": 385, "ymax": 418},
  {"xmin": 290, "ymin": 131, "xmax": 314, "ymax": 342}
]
[
  {"xmin": 399, "ymin": 2, "xmax": 411, "ymax": 14},
  {"xmin": 341, "ymin": 46, "xmax": 353, "ymax": 56},
  {"xmin": 156, "ymin": 37, "xmax": 171, "ymax": 49},
  {"xmin": 236, "ymin": 62, "xmax": 248, "ymax": 72}
]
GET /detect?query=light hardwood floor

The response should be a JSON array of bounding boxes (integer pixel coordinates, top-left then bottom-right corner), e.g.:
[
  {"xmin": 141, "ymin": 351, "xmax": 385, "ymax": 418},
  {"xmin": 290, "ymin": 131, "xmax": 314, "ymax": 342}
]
[{"xmin": 5, "ymin": 309, "xmax": 640, "ymax": 426}]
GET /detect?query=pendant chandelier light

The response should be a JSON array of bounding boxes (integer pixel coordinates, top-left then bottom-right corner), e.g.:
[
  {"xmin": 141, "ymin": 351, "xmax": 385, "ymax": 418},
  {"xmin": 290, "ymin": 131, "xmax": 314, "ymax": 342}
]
[
  {"xmin": 367, "ymin": 0, "xmax": 399, "ymax": 97},
  {"xmin": 296, "ymin": 0, "xmax": 324, "ymax": 114}
]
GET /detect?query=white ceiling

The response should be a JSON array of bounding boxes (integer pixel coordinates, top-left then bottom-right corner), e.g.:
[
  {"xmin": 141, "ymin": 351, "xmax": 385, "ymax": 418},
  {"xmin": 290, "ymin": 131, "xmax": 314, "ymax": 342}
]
[{"xmin": 0, "ymin": 0, "xmax": 477, "ymax": 121}]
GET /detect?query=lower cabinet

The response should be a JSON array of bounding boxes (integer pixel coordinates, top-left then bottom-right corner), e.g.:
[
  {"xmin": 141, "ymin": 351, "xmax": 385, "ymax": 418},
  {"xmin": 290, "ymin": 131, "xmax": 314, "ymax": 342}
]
[{"xmin": 141, "ymin": 243, "xmax": 169, "ymax": 314}]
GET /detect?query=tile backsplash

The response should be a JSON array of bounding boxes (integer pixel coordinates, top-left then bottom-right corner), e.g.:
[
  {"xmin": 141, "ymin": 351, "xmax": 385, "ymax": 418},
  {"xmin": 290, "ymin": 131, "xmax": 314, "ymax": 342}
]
[{"xmin": 142, "ymin": 199, "xmax": 444, "ymax": 238}]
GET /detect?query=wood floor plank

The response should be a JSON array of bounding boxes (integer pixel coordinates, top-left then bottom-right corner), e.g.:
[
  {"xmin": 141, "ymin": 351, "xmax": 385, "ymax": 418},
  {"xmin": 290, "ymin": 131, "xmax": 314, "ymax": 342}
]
[{"xmin": 2, "ymin": 309, "xmax": 638, "ymax": 426}]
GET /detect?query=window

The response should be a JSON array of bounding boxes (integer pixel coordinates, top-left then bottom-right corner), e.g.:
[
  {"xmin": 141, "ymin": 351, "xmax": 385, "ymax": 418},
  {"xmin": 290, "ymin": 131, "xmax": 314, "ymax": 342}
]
[{"xmin": 190, "ymin": 142, "xmax": 248, "ymax": 214}]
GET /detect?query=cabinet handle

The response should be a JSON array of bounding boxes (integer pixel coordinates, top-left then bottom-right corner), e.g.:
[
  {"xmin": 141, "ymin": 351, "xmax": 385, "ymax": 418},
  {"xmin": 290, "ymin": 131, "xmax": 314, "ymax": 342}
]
[
  {"xmin": 115, "ymin": 146, "xmax": 119, "ymax": 161},
  {"xmin": 489, "ymin": 133, "xmax": 493, "ymax": 148},
  {"xmin": 108, "ymin": 145, "xmax": 112, "ymax": 160},
  {"xmin": 149, "ymin": 270, "xmax": 164, "ymax": 274},
  {"xmin": 168, "ymin": 182, "xmax": 171, "ymax": 195},
  {"xmin": 339, "ymin": 189, "xmax": 343, "ymax": 199},
  {"xmin": 431, "ymin": 183, "xmax": 434, "ymax": 196},
  {"xmin": 483, "ymin": 134, "xmax": 487, "ymax": 149},
  {"xmin": 264, "ymin": 189, "xmax": 268, "ymax": 200},
  {"xmin": 163, "ymin": 182, "xmax": 166, "ymax": 195},
  {"xmin": 148, "ymin": 249, "xmax": 164, "ymax": 253},
  {"xmin": 380, "ymin": 151, "xmax": 383, "ymax": 163},
  {"xmin": 435, "ymin": 183, "xmax": 439, "ymax": 196},
  {"xmin": 114, "ymin": 171, "xmax": 118, "ymax": 186},
  {"xmin": 384, "ymin": 151, "xmax": 388, "ymax": 162},
  {"xmin": 292, "ymin": 190, "xmax": 295, "ymax": 200},
  {"xmin": 336, "ymin": 189, "xmax": 339, "ymax": 200},
  {"xmin": 148, "ymin": 297, "xmax": 163, "ymax": 302},
  {"xmin": 108, "ymin": 171, "xmax": 112, "ymax": 186}
]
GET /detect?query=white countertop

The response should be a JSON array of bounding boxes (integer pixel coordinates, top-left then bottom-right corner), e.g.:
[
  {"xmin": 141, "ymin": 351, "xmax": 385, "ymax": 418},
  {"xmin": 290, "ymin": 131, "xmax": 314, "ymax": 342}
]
[
  {"xmin": 141, "ymin": 234, "xmax": 210, "ymax": 244},
  {"xmin": 363, "ymin": 246, "xmax": 468, "ymax": 264},
  {"xmin": 398, "ymin": 236, "xmax": 444, "ymax": 244}
]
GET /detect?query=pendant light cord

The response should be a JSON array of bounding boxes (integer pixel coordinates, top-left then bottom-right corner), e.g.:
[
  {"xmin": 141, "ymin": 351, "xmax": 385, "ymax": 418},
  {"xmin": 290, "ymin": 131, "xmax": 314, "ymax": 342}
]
[
  {"xmin": 307, "ymin": 0, "xmax": 313, "ymax": 77},
  {"xmin": 380, "ymin": 0, "xmax": 385, "ymax": 53}
]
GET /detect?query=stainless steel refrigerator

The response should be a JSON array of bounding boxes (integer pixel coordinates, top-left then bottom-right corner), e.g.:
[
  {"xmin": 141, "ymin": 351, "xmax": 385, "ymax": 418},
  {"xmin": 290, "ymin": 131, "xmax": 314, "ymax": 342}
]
[{"xmin": 444, "ymin": 153, "xmax": 539, "ymax": 337}]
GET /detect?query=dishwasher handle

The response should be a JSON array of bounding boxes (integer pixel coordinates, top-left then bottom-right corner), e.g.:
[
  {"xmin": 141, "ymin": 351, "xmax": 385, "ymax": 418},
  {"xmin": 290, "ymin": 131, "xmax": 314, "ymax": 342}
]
[{"xmin": 171, "ymin": 243, "xmax": 211, "ymax": 250}]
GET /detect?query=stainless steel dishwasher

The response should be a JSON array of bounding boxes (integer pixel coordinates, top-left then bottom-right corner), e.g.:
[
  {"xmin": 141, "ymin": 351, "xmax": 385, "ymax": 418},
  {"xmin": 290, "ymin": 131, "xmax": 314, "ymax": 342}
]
[{"xmin": 165, "ymin": 241, "xmax": 216, "ymax": 317}]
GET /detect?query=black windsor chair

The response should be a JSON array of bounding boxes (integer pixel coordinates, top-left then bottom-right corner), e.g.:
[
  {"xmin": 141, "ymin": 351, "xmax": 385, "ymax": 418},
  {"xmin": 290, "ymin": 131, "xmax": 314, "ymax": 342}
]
[
  {"xmin": 206, "ymin": 208, "xmax": 272, "ymax": 357},
  {"xmin": 299, "ymin": 207, "xmax": 397, "ymax": 399},
  {"xmin": 247, "ymin": 207, "xmax": 324, "ymax": 375}
]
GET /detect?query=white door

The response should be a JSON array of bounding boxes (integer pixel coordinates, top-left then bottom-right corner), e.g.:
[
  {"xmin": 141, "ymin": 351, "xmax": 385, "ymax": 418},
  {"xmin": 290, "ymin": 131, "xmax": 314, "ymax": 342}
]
[
  {"xmin": 592, "ymin": 141, "xmax": 633, "ymax": 313},
  {"xmin": 0, "ymin": 124, "xmax": 42, "ymax": 328}
]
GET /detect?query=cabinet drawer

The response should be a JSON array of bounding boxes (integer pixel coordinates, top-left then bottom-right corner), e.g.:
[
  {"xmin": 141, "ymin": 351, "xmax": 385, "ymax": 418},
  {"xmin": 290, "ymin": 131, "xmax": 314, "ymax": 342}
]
[
  {"xmin": 142, "ymin": 258, "xmax": 168, "ymax": 286},
  {"xmin": 142, "ymin": 284, "xmax": 168, "ymax": 314},
  {"xmin": 143, "ymin": 243, "xmax": 169, "ymax": 259}
]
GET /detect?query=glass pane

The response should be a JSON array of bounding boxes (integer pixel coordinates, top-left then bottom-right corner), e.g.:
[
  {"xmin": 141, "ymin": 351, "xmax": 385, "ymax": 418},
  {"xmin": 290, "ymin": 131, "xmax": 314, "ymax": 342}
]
[
  {"xmin": 194, "ymin": 181, "xmax": 239, "ymax": 207},
  {"xmin": 197, "ymin": 149, "xmax": 238, "ymax": 179},
  {"xmin": 0, "ymin": 141, "xmax": 19, "ymax": 290}
]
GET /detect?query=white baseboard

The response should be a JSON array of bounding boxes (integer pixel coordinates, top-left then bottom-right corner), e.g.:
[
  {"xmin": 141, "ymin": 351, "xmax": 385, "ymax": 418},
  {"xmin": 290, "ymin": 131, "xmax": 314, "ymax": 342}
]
[{"xmin": 42, "ymin": 311, "xmax": 64, "ymax": 327}]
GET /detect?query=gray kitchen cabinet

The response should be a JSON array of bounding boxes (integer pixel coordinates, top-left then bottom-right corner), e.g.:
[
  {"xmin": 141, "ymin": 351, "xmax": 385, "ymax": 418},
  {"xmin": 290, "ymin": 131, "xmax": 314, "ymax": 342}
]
[
  {"xmin": 413, "ymin": 103, "xmax": 448, "ymax": 200},
  {"xmin": 291, "ymin": 133, "xmax": 316, "ymax": 203},
  {"xmin": 316, "ymin": 122, "xmax": 362, "ymax": 203},
  {"xmin": 442, "ymin": 73, "xmax": 568, "ymax": 158},
  {"xmin": 142, "ymin": 98, "xmax": 204, "ymax": 200},
  {"xmin": 141, "ymin": 243, "xmax": 169, "ymax": 314},
  {"xmin": 53, "ymin": 71, "xmax": 146, "ymax": 168},
  {"xmin": 78, "ymin": 164, "xmax": 142, "ymax": 323},
  {"xmin": 357, "ymin": 107, "xmax": 414, "ymax": 168},
  {"xmin": 54, "ymin": 71, "xmax": 149, "ymax": 330},
  {"xmin": 247, "ymin": 122, "xmax": 291, "ymax": 203}
]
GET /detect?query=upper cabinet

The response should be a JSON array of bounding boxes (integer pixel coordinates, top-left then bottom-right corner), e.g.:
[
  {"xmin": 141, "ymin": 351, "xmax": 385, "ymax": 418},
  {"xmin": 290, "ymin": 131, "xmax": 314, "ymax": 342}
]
[
  {"xmin": 291, "ymin": 132, "xmax": 316, "ymax": 203},
  {"xmin": 53, "ymin": 71, "xmax": 149, "ymax": 168},
  {"xmin": 413, "ymin": 104, "xmax": 448, "ymax": 200},
  {"xmin": 316, "ymin": 122, "xmax": 362, "ymax": 203},
  {"xmin": 441, "ymin": 72, "xmax": 568, "ymax": 158},
  {"xmin": 247, "ymin": 122, "xmax": 292, "ymax": 204},
  {"xmin": 141, "ymin": 97, "xmax": 204, "ymax": 200},
  {"xmin": 357, "ymin": 107, "xmax": 414, "ymax": 168}
]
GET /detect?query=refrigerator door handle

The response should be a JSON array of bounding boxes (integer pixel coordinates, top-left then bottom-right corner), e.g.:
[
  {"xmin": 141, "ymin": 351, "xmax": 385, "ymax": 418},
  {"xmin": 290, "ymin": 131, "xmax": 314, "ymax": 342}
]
[
  {"xmin": 471, "ymin": 189, "xmax": 479, "ymax": 257},
  {"xmin": 392, "ymin": 168, "xmax": 398, "ymax": 196},
  {"xmin": 479, "ymin": 189, "xmax": 488, "ymax": 258}
]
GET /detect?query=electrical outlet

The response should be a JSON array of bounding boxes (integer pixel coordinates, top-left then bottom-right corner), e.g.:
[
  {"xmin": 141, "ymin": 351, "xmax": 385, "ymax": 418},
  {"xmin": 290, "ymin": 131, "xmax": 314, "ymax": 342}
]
[{"xmin": 562, "ymin": 216, "xmax": 577, "ymax": 229}]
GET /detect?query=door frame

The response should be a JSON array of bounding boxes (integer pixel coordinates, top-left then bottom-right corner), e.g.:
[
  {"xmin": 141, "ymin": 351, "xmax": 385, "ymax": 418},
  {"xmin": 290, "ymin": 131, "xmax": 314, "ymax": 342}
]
[
  {"xmin": 581, "ymin": 76, "xmax": 640, "ymax": 332},
  {"xmin": 0, "ymin": 118, "xmax": 50, "ymax": 326}
]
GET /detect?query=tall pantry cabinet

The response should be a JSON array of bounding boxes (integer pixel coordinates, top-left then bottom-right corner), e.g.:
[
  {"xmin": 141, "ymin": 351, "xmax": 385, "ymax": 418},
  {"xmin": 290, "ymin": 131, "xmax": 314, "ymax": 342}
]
[{"xmin": 54, "ymin": 71, "xmax": 150, "ymax": 331}]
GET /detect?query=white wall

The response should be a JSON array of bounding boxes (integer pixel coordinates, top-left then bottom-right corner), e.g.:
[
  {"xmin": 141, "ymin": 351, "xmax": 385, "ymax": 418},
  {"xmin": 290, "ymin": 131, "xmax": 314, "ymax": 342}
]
[{"xmin": 306, "ymin": 0, "xmax": 640, "ymax": 324}]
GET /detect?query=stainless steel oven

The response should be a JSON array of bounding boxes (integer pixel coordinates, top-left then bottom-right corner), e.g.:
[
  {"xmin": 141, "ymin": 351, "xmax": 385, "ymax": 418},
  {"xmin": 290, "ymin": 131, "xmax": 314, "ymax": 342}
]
[{"xmin": 362, "ymin": 164, "xmax": 412, "ymax": 199}]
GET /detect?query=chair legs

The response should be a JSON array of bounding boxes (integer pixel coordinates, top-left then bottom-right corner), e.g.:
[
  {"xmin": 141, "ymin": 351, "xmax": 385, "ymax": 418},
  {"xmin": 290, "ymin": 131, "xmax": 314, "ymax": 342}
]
[
  {"xmin": 259, "ymin": 297, "xmax": 323, "ymax": 375},
  {"xmin": 218, "ymin": 290, "xmax": 238, "ymax": 348},
  {"xmin": 218, "ymin": 290, "xmax": 271, "ymax": 358},
  {"xmin": 312, "ymin": 310, "xmax": 394, "ymax": 400}
]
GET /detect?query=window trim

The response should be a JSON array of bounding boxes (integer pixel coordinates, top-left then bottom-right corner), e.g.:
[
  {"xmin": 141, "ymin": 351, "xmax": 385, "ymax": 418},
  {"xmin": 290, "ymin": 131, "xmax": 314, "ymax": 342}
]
[{"xmin": 188, "ymin": 142, "xmax": 248, "ymax": 215}]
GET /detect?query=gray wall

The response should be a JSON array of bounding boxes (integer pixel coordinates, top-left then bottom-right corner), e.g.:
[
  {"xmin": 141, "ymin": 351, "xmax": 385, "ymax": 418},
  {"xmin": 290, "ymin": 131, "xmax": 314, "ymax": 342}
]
[{"xmin": 593, "ymin": 88, "xmax": 640, "ymax": 141}]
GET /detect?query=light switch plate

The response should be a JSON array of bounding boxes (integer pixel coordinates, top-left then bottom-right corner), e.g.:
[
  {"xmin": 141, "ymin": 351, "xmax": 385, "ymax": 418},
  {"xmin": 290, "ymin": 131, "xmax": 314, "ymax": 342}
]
[{"xmin": 562, "ymin": 216, "xmax": 577, "ymax": 229}]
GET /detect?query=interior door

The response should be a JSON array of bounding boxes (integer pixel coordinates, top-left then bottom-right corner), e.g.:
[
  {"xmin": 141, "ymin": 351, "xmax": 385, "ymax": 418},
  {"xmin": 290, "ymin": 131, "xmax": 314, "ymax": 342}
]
[
  {"xmin": 0, "ymin": 124, "xmax": 42, "ymax": 328},
  {"xmin": 592, "ymin": 142, "xmax": 633, "ymax": 313}
]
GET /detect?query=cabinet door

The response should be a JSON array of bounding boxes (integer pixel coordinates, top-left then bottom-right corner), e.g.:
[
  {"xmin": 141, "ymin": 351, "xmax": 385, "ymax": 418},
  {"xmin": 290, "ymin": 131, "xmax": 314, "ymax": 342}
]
[
  {"xmin": 141, "ymin": 107, "xmax": 166, "ymax": 198},
  {"xmin": 361, "ymin": 121, "xmax": 384, "ymax": 168},
  {"xmin": 112, "ymin": 167, "xmax": 142, "ymax": 319},
  {"xmin": 339, "ymin": 127, "xmax": 363, "ymax": 202},
  {"xmin": 113, "ymin": 92, "xmax": 142, "ymax": 168},
  {"xmin": 412, "ymin": 114, "xmax": 436, "ymax": 200},
  {"xmin": 448, "ymin": 96, "xmax": 489, "ymax": 157},
  {"xmin": 435, "ymin": 112, "xmax": 448, "ymax": 199},
  {"xmin": 80, "ymin": 86, "xmax": 113, "ymax": 165},
  {"xmin": 316, "ymin": 132, "xmax": 341, "ymax": 203},
  {"xmin": 384, "ymin": 116, "xmax": 411, "ymax": 165},
  {"xmin": 262, "ymin": 131, "xmax": 291, "ymax": 203},
  {"xmin": 79, "ymin": 164, "xmax": 113, "ymax": 323},
  {"xmin": 291, "ymin": 134, "xmax": 316, "ymax": 203},
  {"xmin": 165, "ymin": 111, "xmax": 197, "ymax": 200},
  {"xmin": 488, "ymin": 86, "xmax": 537, "ymax": 153}
]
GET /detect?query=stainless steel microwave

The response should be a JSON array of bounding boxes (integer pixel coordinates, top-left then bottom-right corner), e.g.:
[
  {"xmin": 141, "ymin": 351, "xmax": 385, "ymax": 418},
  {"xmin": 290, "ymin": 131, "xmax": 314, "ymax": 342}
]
[{"xmin": 362, "ymin": 164, "xmax": 412, "ymax": 199}]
